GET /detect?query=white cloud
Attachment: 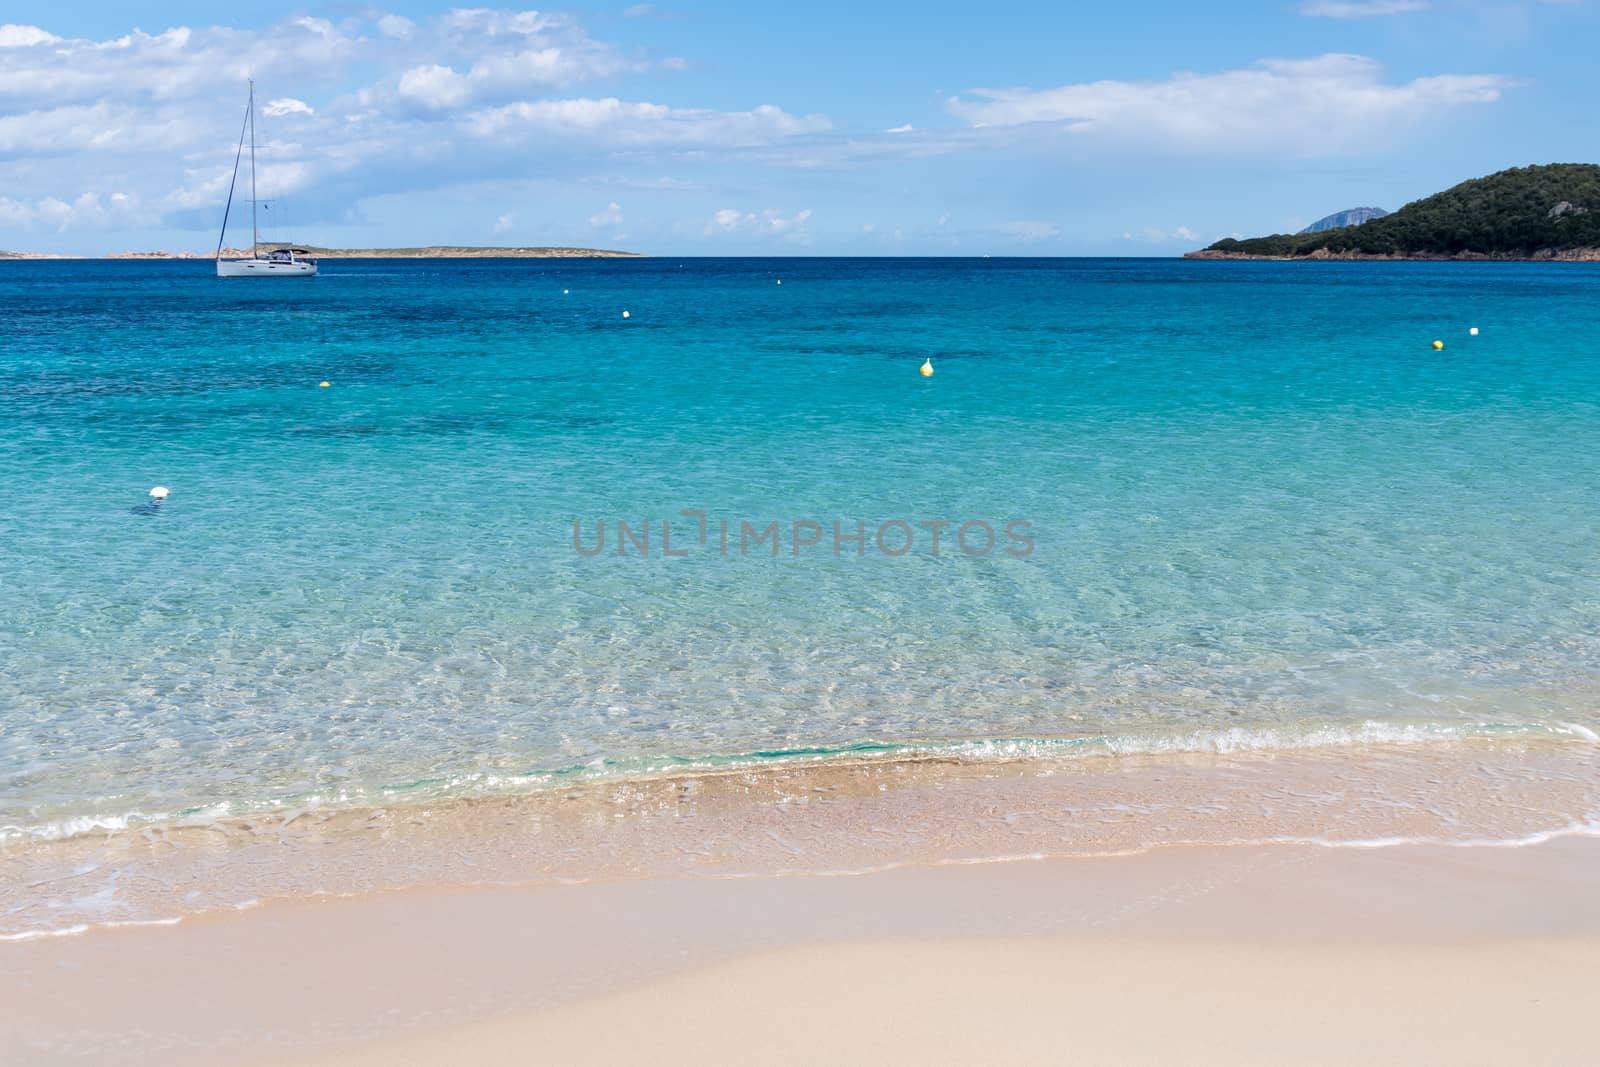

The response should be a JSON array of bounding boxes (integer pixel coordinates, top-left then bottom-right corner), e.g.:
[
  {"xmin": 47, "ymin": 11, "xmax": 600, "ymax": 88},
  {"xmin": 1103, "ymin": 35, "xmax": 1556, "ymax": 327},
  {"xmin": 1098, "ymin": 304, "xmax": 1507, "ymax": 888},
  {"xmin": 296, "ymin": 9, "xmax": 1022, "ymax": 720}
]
[
  {"xmin": 946, "ymin": 54, "xmax": 1513, "ymax": 156},
  {"xmin": 440, "ymin": 10, "xmax": 559, "ymax": 35},
  {"xmin": 263, "ymin": 97, "xmax": 314, "ymax": 118},
  {"xmin": 369, "ymin": 15, "xmax": 707, "ymax": 113},
  {"xmin": 0, "ymin": 190, "xmax": 145, "ymax": 230},
  {"xmin": 706, "ymin": 207, "xmax": 814, "ymax": 241},
  {"xmin": 0, "ymin": 10, "xmax": 834, "ymax": 255},
  {"xmin": 993, "ymin": 220, "xmax": 1060, "ymax": 242},
  {"xmin": 420, "ymin": 9, "xmax": 645, "ymax": 95},
  {"xmin": 468, "ymin": 99, "xmax": 829, "ymax": 146},
  {"xmin": 0, "ymin": 23, "xmax": 352, "ymax": 111},
  {"xmin": 292, "ymin": 16, "xmax": 337, "ymax": 38},
  {"xmin": 0, "ymin": 11, "xmax": 658, "ymax": 120},
  {"xmin": 0, "ymin": 7, "xmax": 1539, "ymax": 257},
  {"xmin": 376, "ymin": 15, "xmax": 416, "ymax": 39},
  {"xmin": 1123, "ymin": 225, "xmax": 1202, "ymax": 242},
  {"xmin": 0, "ymin": 100, "xmax": 201, "ymax": 155},
  {"xmin": 0, "ymin": 10, "xmax": 839, "ymax": 250},
  {"xmin": 767, "ymin": 208, "xmax": 812, "ymax": 233},
  {"xmin": 1301, "ymin": 0, "xmax": 1428, "ymax": 16},
  {"xmin": 398, "ymin": 64, "xmax": 471, "ymax": 109},
  {"xmin": 0, "ymin": 23, "xmax": 355, "ymax": 111},
  {"xmin": 590, "ymin": 201, "xmax": 624, "ymax": 226},
  {"xmin": 254, "ymin": 160, "xmax": 311, "ymax": 198},
  {"xmin": 0, "ymin": 24, "xmax": 59, "ymax": 47}
]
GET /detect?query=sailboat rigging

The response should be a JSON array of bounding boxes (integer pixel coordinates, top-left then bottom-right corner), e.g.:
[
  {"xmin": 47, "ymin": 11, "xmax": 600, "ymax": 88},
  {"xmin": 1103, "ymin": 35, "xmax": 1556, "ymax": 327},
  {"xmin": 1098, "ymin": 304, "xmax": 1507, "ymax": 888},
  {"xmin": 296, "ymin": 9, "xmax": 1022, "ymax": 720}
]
[{"xmin": 216, "ymin": 81, "xmax": 317, "ymax": 277}]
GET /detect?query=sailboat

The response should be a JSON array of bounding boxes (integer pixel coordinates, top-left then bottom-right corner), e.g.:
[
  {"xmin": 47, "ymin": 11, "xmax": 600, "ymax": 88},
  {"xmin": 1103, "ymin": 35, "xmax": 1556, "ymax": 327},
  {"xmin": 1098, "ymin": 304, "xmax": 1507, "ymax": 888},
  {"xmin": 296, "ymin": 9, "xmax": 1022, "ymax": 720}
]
[{"xmin": 216, "ymin": 81, "xmax": 317, "ymax": 277}]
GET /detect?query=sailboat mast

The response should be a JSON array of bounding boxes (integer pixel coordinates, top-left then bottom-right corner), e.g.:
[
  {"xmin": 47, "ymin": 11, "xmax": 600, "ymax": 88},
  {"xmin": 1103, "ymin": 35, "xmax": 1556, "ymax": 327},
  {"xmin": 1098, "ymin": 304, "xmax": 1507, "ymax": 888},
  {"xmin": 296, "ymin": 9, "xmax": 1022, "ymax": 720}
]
[
  {"xmin": 216, "ymin": 92, "xmax": 251, "ymax": 259},
  {"xmin": 248, "ymin": 80, "xmax": 259, "ymax": 257}
]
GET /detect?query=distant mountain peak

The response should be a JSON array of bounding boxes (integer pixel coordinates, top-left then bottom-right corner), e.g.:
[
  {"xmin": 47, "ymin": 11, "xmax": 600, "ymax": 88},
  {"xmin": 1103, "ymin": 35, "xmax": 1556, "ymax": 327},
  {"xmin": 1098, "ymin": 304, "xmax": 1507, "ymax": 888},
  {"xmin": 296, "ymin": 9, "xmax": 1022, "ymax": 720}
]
[{"xmin": 1300, "ymin": 207, "xmax": 1389, "ymax": 234}]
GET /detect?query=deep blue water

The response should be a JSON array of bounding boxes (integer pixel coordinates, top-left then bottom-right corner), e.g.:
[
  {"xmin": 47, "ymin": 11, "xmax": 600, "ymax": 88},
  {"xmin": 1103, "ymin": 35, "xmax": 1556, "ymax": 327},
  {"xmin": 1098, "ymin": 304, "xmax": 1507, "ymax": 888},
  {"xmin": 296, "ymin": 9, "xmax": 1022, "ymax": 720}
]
[{"xmin": 3, "ymin": 257, "xmax": 1599, "ymax": 834}]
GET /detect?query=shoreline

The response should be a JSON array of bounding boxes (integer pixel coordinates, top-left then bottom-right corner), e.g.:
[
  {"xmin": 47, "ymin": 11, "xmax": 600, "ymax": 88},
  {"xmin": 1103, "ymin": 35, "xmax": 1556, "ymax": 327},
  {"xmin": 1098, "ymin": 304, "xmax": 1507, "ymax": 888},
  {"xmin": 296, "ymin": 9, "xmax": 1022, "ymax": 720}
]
[
  {"xmin": 7, "ymin": 835, "xmax": 1599, "ymax": 1065},
  {"xmin": 1185, "ymin": 247, "xmax": 1600, "ymax": 261},
  {"xmin": 6, "ymin": 728, "xmax": 1597, "ymax": 943},
  {"xmin": 9, "ymin": 716, "xmax": 1587, "ymax": 842}
]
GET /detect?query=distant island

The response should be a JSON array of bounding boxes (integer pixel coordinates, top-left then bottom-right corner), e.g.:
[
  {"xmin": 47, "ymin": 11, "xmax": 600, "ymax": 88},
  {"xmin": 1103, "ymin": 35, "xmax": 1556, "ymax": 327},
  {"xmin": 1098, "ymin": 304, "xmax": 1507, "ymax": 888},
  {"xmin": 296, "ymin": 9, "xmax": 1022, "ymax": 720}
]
[
  {"xmin": 1299, "ymin": 207, "xmax": 1388, "ymax": 234},
  {"xmin": 1, "ymin": 245, "xmax": 642, "ymax": 260},
  {"xmin": 238, "ymin": 245, "xmax": 644, "ymax": 259},
  {"xmin": 1190, "ymin": 164, "xmax": 1600, "ymax": 261}
]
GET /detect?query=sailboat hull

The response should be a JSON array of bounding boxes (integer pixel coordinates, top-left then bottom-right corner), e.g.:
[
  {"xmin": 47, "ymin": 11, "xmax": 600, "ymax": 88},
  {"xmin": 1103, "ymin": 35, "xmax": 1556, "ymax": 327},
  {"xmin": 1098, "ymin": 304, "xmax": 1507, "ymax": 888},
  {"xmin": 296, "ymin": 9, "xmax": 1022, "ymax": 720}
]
[{"xmin": 216, "ymin": 258, "xmax": 318, "ymax": 277}]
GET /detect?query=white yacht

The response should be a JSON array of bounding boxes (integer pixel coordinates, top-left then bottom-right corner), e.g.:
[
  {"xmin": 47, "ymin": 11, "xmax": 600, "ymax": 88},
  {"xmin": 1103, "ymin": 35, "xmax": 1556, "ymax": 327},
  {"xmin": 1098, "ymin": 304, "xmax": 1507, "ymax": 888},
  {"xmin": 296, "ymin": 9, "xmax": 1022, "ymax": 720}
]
[{"xmin": 215, "ymin": 81, "xmax": 317, "ymax": 278}]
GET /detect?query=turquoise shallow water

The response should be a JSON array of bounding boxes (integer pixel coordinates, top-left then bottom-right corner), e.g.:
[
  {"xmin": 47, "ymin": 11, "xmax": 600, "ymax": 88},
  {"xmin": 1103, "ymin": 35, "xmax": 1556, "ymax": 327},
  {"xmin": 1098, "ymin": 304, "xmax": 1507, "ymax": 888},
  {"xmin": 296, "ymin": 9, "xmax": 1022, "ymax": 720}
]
[{"xmin": 2, "ymin": 257, "xmax": 1599, "ymax": 837}]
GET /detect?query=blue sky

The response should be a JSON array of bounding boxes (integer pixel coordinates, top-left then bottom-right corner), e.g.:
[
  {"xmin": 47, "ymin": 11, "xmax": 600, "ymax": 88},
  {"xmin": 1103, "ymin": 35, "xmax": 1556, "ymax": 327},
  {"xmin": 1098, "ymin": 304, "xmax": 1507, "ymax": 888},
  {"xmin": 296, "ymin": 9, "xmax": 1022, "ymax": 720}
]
[{"xmin": 0, "ymin": 1, "xmax": 1593, "ymax": 255}]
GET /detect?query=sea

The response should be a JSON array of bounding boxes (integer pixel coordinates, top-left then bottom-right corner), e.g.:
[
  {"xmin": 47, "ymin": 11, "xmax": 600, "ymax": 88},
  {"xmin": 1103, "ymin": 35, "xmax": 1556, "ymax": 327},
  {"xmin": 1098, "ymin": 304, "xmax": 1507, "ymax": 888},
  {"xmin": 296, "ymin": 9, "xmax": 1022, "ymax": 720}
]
[{"xmin": 3, "ymin": 256, "xmax": 1599, "ymax": 938}]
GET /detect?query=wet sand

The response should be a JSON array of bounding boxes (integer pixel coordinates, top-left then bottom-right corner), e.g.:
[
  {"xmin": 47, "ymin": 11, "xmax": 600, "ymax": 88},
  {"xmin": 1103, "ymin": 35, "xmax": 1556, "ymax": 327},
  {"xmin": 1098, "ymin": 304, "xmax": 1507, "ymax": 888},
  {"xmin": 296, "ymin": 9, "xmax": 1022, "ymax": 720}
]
[{"xmin": 9, "ymin": 738, "xmax": 1599, "ymax": 941}]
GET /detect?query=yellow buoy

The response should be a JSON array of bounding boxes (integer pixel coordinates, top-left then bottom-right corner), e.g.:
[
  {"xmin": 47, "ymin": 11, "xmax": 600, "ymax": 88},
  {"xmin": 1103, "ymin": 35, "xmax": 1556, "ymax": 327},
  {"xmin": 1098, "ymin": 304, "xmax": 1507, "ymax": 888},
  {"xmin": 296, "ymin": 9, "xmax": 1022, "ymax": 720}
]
[
  {"xmin": 319, "ymin": 381, "xmax": 330, "ymax": 388},
  {"xmin": 1432, "ymin": 340, "xmax": 1444, "ymax": 350},
  {"xmin": 920, "ymin": 359, "xmax": 934, "ymax": 377}
]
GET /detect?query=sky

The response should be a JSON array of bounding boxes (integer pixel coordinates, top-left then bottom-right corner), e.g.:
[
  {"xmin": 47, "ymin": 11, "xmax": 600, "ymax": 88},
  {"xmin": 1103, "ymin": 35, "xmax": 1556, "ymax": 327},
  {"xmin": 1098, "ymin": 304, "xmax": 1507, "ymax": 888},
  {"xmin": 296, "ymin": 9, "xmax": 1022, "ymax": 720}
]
[{"xmin": 0, "ymin": 1, "xmax": 1593, "ymax": 255}]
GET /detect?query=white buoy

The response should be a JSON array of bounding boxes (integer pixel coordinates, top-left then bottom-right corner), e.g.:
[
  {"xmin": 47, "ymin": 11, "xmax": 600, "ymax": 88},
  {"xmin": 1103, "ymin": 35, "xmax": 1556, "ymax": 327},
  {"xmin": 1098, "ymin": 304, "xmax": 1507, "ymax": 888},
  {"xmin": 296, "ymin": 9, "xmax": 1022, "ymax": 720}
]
[
  {"xmin": 1469, "ymin": 327, "xmax": 1479, "ymax": 336},
  {"xmin": 622, "ymin": 310, "xmax": 631, "ymax": 319},
  {"xmin": 149, "ymin": 486, "xmax": 170, "ymax": 500}
]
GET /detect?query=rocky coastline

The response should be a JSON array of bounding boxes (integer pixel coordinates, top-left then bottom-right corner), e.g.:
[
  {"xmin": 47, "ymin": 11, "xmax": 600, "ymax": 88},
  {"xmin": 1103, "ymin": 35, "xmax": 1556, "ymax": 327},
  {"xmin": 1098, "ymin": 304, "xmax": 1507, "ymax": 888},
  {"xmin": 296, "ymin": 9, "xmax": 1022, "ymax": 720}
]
[{"xmin": 1185, "ymin": 246, "xmax": 1600, "ymax": 262}]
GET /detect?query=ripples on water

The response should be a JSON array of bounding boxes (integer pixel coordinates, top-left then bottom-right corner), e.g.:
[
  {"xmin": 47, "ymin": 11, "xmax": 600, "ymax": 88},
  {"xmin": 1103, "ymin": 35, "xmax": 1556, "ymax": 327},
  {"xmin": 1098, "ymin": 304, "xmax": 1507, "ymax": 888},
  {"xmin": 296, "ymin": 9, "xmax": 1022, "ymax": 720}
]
[{"xmin": 2, "ymin": 257, "xmax": 1598, "ymax": 931}]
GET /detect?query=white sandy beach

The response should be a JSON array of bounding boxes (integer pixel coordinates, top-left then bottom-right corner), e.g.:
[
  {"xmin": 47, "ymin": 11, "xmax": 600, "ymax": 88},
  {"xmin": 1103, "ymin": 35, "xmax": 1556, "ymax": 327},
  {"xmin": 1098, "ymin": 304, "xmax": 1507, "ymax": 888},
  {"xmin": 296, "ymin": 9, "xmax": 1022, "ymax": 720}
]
[
  {"xmin": 299, "ymin": 936, "xmax": 1599, "ymax": 1067},
  {"xmin": 7, "ymin": 835, "xmax": 1598, "ymax": 1066}
]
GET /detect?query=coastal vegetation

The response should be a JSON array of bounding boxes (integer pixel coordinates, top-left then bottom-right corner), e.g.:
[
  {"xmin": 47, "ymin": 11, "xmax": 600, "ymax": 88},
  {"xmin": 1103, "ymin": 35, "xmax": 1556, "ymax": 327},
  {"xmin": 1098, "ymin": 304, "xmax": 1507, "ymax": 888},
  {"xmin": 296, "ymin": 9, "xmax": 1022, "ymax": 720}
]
[{"xmin": 1192, "ymin": 164, "xmax": 1600, "ymax": 259}]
